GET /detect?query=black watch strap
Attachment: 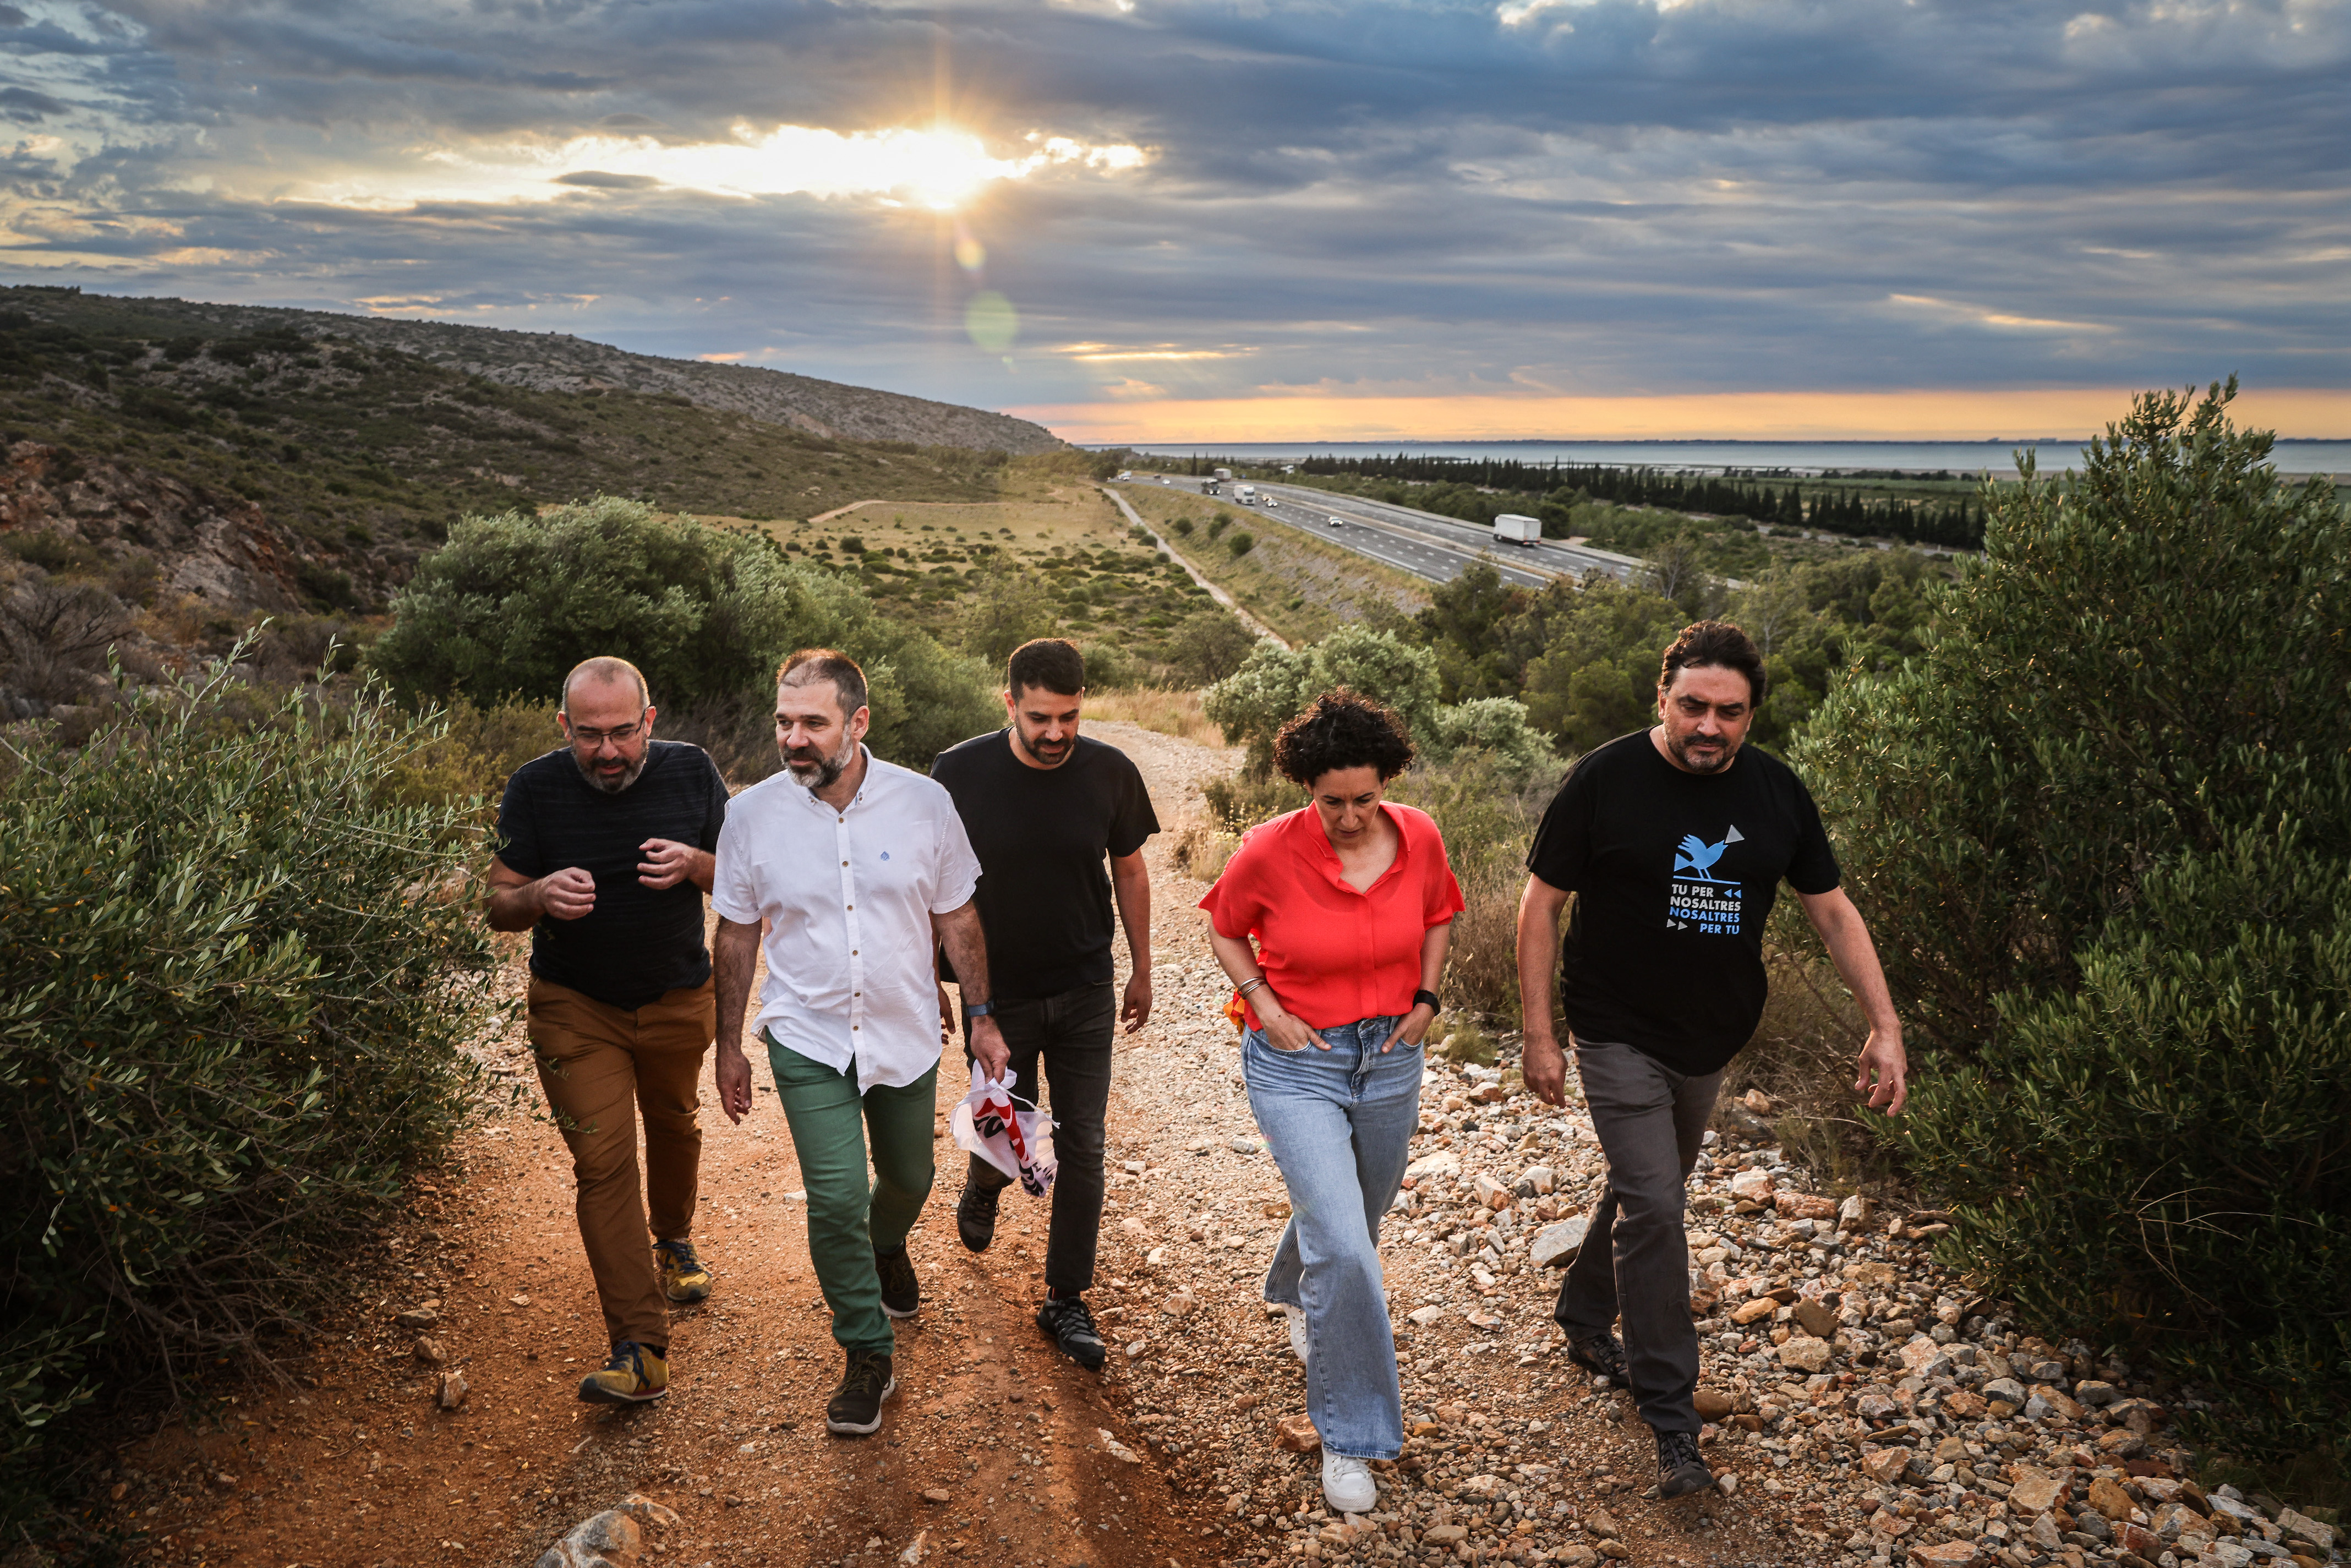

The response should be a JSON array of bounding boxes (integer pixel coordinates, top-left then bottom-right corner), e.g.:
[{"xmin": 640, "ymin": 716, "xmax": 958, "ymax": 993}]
[{"xmin": 1413, "ymin": 989, "xmax": 1441, "ymax": 1012}]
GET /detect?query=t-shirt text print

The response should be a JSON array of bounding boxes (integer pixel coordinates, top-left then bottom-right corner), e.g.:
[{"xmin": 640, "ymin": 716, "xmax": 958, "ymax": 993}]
[{"xmin": 1669, "ymin": 826, "xmax": 1746, "ymax": 935}]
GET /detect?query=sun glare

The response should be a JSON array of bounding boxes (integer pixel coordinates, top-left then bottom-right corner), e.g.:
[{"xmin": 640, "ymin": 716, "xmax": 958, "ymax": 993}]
[{"xmin": 303, "ymin": 123, "xmax": 1146, "ymax": 212}]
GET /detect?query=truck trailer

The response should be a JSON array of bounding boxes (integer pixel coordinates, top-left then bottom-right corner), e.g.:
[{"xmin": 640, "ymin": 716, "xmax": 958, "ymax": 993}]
[{"xmin": 1492, "ymin": 513, "xmax": 1542, "ymax": 545}]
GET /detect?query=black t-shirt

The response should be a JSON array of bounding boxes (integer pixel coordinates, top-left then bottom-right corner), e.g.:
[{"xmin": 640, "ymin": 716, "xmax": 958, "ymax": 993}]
[
  {"xmin": 496, "ymin": 740, "xmax": 730, "ymax": 1011},
  {"xmin": 930, "ymin": 730, "xmax": 1160, "ymax": 1000},
  {"xmin": 1525, "ymin": 730, "xmax": 1841, "ymax": 1076}
]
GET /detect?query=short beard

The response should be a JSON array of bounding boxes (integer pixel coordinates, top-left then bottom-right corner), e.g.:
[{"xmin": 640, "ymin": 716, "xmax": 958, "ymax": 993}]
[
  {"xmin": 1665, "ymin": 731, "xmax": 1738, "ymax": 774},
  {"xmin": 1014, "ymin": 726, "xmax": 1074, "ymax": 767},
  {"xmin": 785, "ymin": 736, "xmax": 856, "ymax": 790},
  {"xmin": 572, "ymin": 749, "xmax": 648, "ymax": 794}
]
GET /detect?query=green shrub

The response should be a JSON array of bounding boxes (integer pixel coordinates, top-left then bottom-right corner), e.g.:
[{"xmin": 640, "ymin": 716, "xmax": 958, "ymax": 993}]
[
  {"xmin": 1796, "ymin": 381, "xmax": 2351, "ymax": 1462},
  {"xmin": 1227, "ymin": 531, "xmax": 1255, "ymax": 558},
  {"xmin": 371, "ymin": 496, "xmax": 996, "ymax": 767},
  {"xmin": 0, "ymin": 658, "xmax": 503, "ymax": 1462},
  {"xmin": 1425, "ymin": 696, "xmax": 1557, "ymax": 787},
  {"xmin": 1204, "ymin": 627, "xmax": 1443, "ymax": 776},
  {"xmin": 1165, "ymin": 610, "xmax": 1262, "ymax": 686},
  {"xmin": 1901, "ymin": 813, "xmax": 2349, "ymax": 1458}
]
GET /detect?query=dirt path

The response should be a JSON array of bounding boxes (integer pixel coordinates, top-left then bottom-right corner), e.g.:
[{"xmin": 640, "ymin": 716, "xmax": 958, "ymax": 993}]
[{"xmin": 117, "ymin": 719, "xmax": 1795, "ymax": 1568}]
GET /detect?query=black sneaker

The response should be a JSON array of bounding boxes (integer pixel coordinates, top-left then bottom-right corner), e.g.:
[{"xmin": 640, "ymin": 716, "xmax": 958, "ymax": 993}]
[
  {"xmin": 1036, "ymin": 1294, "xmax": 1107, "ymax": 1372},
  {"xmin": 874, "ymin": 1244, "xmax": 920, "ymax": 1319},
  {"xmin": 1566, "ymin": 1331, "xmax": 1630, "ymax": 1385},
  {"xmin": 956, "ymin": 1181, "xmax": 999, "ymax": 1253},
  {"xmin": 825, "ymin": 1350, "xmax": 895, "ymax": 1436},
  {"xmin": 1655, "ymin": 1428, "xmax": 1715, "ymax": 1500}
]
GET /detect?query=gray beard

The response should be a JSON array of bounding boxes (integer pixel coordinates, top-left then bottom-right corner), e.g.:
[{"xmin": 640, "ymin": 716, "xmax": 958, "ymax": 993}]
[
  {"xmin": 786, "ymin": 739, "xmax": 856, "ymax": 791},
  {"xmin": 571, "ymin": 750, "xmax": 647, "ymax": 794}
]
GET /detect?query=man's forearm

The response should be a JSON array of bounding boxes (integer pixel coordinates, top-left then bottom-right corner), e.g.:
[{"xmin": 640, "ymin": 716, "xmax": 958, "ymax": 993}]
[
  {"xmin": 934, "ymin": 907, "xmax": 992, "ymax": 1006},
  {"xmin": 713, "ymin": 921, "xmax": 761, "ymax": 1050},
  {"xmin": 1515, "ymin": 881, "xmax": 1568, "ymax": 1042},
  {"xmin": 1112, "ymin": 862, "xmax": 1152, "ymax": 973},
  {"xmin": 486, "ymin": 881, "xmax": 542, "ymax": 932},
  {"xmin": 1819, "ymin": 906, "xmax": 1899, "ymax": 1036}
]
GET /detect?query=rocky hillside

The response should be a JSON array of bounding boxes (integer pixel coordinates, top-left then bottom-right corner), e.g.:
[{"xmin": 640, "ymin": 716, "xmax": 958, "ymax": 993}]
[
  {"xmin": 0, "ymin": 285, "xmax": 1078, "ymax": 627},
  {"xmin": 4, "ymin": 287, "xmax": 1062, "ymax": 454}
]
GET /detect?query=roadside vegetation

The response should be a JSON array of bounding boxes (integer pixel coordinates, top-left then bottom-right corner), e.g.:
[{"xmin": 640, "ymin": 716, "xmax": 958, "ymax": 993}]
[
  {"xmin": 1108, "ymin": 480, "xmax": 1430, "ymax": 645},
  {"xmin": 1176, "ymin": 448, "xmax": 1992, "ymax": 551},
  {"xmin": 0, "ymin": 657, "xmax": 506, "ymax": 1514}
]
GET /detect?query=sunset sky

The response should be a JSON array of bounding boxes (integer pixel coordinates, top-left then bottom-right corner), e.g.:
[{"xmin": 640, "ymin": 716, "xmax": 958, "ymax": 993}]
[{"xmin": 3, "ymin": 0, "xmax": 2346, "ymax": 442}]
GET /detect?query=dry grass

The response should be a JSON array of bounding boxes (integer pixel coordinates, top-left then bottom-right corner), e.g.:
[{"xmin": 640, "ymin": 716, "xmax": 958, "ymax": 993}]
[
  {"xmin": 1169, "ymin": 819, "xmax": 1242, "ymax": 883},
  {"xmin": 1111, "ymin": 481, "xmax": 1430, "ymax": 644},
  {"xmin": 1723, "ymin": 926, "xmax": 1901, "ymax": 1193},
  {"xmin": 1083, "ymin": 686, "xmax": 1223, "ymax": 747}
]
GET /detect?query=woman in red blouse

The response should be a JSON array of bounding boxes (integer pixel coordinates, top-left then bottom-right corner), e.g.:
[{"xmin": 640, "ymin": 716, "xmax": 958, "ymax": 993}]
[{"xmin": 1199, "ymin": 691, "xmax": 1463, "ymax": 1516}]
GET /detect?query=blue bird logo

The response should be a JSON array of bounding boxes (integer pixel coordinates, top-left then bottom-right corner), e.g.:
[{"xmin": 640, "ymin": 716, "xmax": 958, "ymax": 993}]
[{"xmin": 1672, "ymin": 825, "xmax": 1743, "ymax": 882}]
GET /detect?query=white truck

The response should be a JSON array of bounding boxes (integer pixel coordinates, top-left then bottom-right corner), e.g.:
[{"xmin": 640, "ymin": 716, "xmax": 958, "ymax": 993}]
[
  {"xmin": 1492, "ymin": 513, "xmax": 1542, "ymax": 545},
  {"xmin": 1212, "ymin": 467, "xmax": 1233, "ymax": 481},
  {"xmin": 1234, "ymin": 484, "xmax": 1258, "ymax": 504}
]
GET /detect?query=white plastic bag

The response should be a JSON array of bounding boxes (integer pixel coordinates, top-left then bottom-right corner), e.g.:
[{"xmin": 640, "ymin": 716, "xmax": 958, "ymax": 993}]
[{"xmin": 949, "ymin": 1063, "xmax": 1058, "ymax": 1197}]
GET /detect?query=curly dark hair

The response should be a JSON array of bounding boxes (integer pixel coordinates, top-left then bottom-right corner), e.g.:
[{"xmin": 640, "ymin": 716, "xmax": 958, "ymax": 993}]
[
  {"xmin": 1273, "ymin": 689, "xmax": 1415, "ymax": 786},
  {"xmin": 1659, "ymin": 620, "xmax": 1768, "ymax": 707}
]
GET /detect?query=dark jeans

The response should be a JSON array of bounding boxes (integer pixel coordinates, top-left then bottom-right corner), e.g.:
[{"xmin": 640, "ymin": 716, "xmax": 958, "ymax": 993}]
[
  {"xmin": 1553, "ymin": 1038, "xmax": 1725, "ymax": 1435},
  {"xmin": 962, "ymin": 982, "xmax": 1116, "ymax": 1296}
]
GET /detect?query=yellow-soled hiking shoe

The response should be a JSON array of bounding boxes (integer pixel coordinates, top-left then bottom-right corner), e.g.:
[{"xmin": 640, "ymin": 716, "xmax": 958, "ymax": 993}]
[
  {"xmin": 654, "ymin": 1238, "xmax": 712, "ymax": 1304},
  {"xmin": 578, "ymin": 1341, "xmax": 668, "ymax": 1405}
]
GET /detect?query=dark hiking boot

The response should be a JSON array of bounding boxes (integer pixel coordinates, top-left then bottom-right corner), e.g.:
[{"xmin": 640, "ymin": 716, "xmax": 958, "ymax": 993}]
[
  {"xmin": 956, "ymin": 1181, "xmax": 1000, "ymax": 1253},
  {"xmin": 1036, "ymin": 1294, "xmax": 1108, "ymax": 1372},
  {"xmin": 1656, "ymin": 1428, "xmax": 1715, "ymax": 1500},
  {"xmin": 825, "ymin": 1350, "xmax": 895, "ymax": 1436}
]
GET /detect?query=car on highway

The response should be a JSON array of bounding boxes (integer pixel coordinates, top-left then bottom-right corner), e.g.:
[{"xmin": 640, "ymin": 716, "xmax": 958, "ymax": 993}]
[{"xmin": 1327, "ymin": 515, "xmax": 1345, "ymax": 528}]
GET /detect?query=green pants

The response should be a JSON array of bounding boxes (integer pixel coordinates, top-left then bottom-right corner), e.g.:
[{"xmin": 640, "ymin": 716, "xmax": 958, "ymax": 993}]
[{"xmin": 766, "ymin": 1033, "xmax": 938, "ymax": 1356}]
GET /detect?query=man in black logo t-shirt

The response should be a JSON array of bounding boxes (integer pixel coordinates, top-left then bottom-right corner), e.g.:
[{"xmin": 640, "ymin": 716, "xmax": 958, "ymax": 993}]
[
  {"xmin": 1516, "ymin": 621, "xmax": 1906, "ymax": 1500},
  {"xmin": 931, "ymin": 638, "xmax": 1159, "ymax": 1370},
  {"xmin": 488, "ymin": 657, "xmax": 730, "ymax": 1408}
]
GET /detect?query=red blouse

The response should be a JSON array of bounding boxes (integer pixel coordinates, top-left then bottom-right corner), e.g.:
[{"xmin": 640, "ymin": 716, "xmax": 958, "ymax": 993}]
[{"xmin": 1198, "ymin": 803, "xmax": 1465, "ymax": 1031}]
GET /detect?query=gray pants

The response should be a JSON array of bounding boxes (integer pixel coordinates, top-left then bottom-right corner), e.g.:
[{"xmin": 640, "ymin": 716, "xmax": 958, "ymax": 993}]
[{"xmin": 1552, "ymin": 1039, "xmax": 1724, "ymax": 1435}]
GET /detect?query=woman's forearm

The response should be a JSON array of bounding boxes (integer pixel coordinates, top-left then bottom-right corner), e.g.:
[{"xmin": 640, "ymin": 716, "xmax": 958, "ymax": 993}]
[{"xmin": 1419, "ymin": 918, "xmax": 1453, "ymax": 994}]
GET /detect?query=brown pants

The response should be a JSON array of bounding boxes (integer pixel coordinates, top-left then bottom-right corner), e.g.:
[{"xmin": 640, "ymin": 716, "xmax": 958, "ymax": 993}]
[{"xmin": 527, "ymin": 976, "xmax": 715, "ymax": 1348}]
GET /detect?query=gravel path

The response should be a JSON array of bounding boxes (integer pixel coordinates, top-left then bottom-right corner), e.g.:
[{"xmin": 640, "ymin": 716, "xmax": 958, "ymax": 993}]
[{"xmin": 111, "ymin": 720, "xmax": 2319, "ymax": 1568}]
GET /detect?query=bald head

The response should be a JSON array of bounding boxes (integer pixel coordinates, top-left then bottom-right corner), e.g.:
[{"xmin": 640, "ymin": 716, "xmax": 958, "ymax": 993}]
[{"xmin": 561, "ymin": 656, "xmax": 650, "ymax": 712}]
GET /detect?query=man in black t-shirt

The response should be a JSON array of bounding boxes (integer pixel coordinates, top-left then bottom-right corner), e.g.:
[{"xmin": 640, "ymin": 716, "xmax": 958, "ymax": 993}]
[
  {"xmin": 931, "ymin": 638, "xmax": 1159, "ymax": 1370},
  {"xmin": 1516, "ymin": 621, "xmax": 1906, "ymax": 1500},
  {"xmin": 488, "ymin": 657, "xmax": 730, "ymax": 1408}
]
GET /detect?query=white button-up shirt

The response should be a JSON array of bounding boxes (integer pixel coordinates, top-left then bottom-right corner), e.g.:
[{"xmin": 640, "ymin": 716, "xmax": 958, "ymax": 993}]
[{"xmin": 712, "ymin": 750, "xmax": 981, "ymax": 1092}]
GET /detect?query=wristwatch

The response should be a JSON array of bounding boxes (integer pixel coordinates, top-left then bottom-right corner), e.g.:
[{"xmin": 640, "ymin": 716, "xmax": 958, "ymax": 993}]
[
  {"xmin": 965, "ymin": 1001, "xmax": 997, "ymax": 1018},
  {"xmin": 1413, "ymin": 989, "xmax": 1441, "ymax": 1012}
]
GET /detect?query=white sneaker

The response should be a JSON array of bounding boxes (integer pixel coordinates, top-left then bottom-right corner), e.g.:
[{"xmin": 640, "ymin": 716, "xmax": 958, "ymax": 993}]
[
  {"xmin": 1280, "ymin": 1303, "xmax": 1309, "ymax": 1367},
  {"xmin": 1322, "ymin": 1450, "xmax": 1377, "ymax": 1515}
]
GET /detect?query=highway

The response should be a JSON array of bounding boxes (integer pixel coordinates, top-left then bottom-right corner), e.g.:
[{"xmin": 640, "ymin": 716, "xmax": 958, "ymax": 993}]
[{"xmin": 1119, "ymin": 472, "xmax": 1648, "ymax": 593}]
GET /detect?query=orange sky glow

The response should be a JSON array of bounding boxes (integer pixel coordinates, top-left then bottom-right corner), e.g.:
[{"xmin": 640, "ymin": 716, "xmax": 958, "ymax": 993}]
[{"xmin": 1011, "ymin": 386, "xmax": 2351, "ymax": 446}]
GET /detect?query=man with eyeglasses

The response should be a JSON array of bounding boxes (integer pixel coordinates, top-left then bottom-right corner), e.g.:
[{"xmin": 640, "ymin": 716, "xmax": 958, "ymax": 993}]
[{"xmin": 486, "ymin": 655, "xmax": 731, "ymax": 1407}]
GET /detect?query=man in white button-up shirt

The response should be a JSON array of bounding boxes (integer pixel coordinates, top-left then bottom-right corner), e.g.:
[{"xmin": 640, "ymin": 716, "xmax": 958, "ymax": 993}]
[{"xmin": 710, "ymin": 648, "xmax": 1009, "ymax": 1438}]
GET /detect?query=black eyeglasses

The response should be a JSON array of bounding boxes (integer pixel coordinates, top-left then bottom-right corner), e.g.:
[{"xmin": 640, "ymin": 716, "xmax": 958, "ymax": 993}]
[{"xmin": 568, "ymin": 717, "xmax": 647, "ymax": 746}]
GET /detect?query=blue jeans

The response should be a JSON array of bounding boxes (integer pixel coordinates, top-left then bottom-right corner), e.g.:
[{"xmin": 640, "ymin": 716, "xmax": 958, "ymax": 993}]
[{"xmin": 1244, "ymin": 1014, "xmax": 1423, "ymax": 1460}]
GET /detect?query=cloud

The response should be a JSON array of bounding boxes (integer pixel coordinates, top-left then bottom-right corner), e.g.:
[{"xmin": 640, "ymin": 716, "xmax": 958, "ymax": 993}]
[{"xmin": 0, "ymin": 0, "xmax": 2339, "ymax": 434}]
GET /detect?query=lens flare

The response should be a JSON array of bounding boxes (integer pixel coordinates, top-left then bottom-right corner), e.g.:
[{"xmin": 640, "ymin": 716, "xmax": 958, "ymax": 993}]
[{"xmin": 965, "ymin": 291, "xmax": 1018, "ymax": 353}]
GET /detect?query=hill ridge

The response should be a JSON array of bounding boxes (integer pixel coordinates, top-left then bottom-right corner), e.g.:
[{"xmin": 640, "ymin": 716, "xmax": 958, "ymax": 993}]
[{"xmin": 2, "ymin": 286, "xmax": 1063, "ymax": 454}]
